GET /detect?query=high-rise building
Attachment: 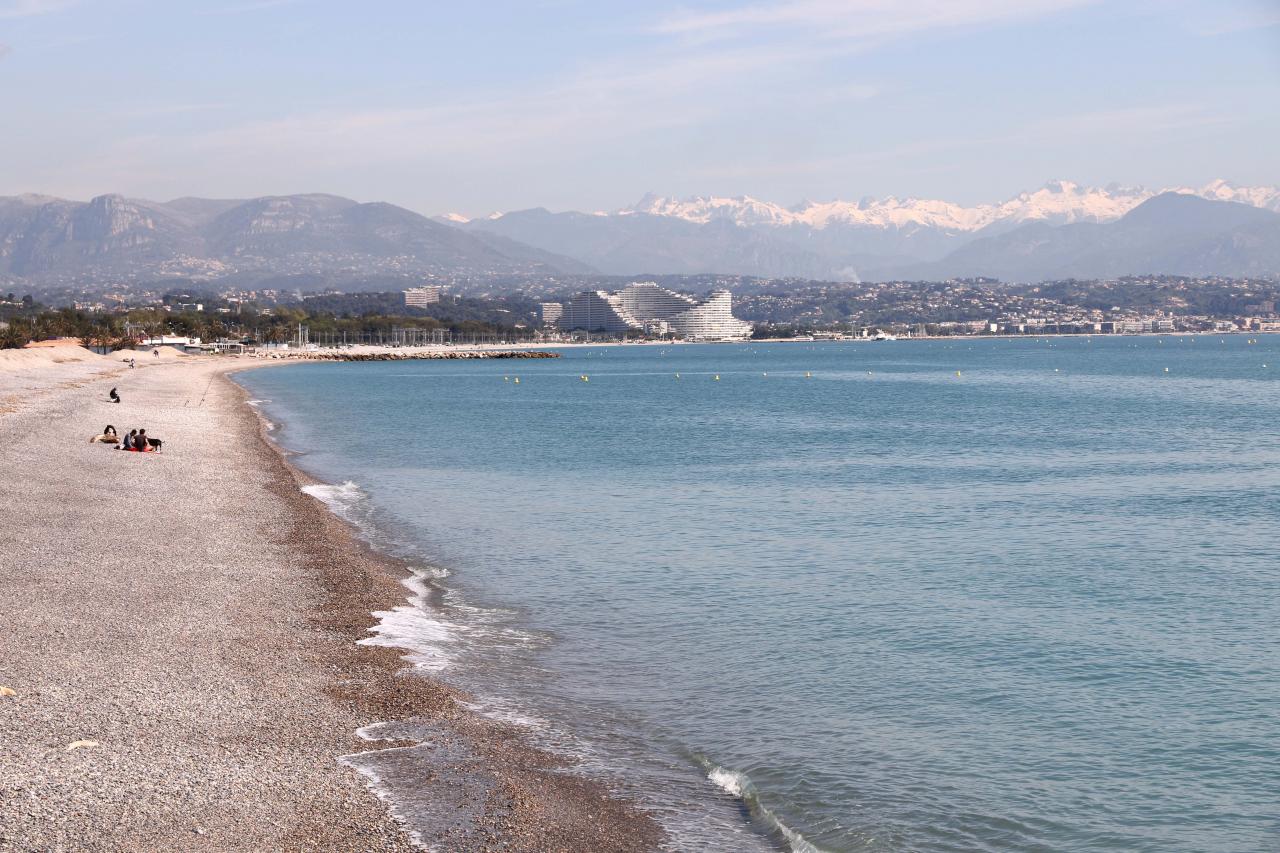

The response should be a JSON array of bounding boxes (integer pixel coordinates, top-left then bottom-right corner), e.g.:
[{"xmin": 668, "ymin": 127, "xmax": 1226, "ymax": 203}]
[
  {"xmin": 558, "ymin": 283, "xmax": 752, "ymax": 341},
  {"xmin": 540, "ymin": 302, "xmax": 563, "ymax": 327},
  {"xmin": 404, "ymin": 286, "xmax": 442, "ymax": 307}
]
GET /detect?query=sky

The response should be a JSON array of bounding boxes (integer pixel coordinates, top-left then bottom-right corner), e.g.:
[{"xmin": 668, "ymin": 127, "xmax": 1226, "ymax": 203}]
[{"xmin": 0, "ymin": 0, "xmax": 1277, "ymax": 216}]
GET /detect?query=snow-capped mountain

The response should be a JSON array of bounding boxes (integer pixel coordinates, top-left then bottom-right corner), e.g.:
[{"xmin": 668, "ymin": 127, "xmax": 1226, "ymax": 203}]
[
  {"xmin": 611, "ymin": 180, "xmax": 1280, "ymax": 233},
  {"xmin": 458, "ymin": 179, "xmax": 1280, "ymax": 282}
]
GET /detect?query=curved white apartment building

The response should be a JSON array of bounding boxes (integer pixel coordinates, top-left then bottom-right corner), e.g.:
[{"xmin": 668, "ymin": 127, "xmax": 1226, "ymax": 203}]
[{"xmin": 557, "ymin": 283, "xmax": 752, "ymax": 341}]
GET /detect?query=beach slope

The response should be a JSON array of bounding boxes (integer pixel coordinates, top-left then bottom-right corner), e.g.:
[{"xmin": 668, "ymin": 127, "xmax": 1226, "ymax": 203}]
[{"xmin": 0, "ymin": 355, "xmax": 660, "ymax": 851}]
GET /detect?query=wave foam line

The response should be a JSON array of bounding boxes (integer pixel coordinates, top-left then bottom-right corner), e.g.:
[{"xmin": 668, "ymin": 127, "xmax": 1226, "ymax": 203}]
[
  {"xmin": 300, "ymin": 481, "xmax": 460, "ymax": 673},
  {"xmin": 703, "ymin": 761, "xmax": 831, "ymax": 853}
]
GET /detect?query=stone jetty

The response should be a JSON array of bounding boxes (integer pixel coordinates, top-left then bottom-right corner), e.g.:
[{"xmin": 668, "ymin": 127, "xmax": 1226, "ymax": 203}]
[{"xmin": 250, "ymin": 349, "xmax": 560, "ymax": 362}]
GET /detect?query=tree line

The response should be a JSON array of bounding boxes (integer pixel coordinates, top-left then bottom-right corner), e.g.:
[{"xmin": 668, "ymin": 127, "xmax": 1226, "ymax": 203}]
[{"xmin": 0, "ymin": 299, "xmax": 539, "ymax": 350}]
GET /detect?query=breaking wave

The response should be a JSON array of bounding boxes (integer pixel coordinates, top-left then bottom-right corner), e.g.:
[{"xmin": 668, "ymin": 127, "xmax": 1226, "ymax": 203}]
[{"xmin": 703, "ymin": 760, "xmax": 830, "ymax": 853}]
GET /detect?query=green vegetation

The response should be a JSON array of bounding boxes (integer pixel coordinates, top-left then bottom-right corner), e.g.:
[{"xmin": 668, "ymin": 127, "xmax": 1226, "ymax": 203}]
[{"xmin": 0, "ymin": 291, "xmax": 541, "ymax": 349}]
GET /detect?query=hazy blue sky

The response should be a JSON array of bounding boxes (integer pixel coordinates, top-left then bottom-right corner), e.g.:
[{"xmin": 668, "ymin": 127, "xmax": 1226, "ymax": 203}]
[{"xmin": 1, "ymin": 0, "xmax": 1277, "ymax": 215}]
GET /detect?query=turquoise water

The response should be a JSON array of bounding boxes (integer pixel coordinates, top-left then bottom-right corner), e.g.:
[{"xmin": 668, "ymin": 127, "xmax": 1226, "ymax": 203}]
[{"xmin": 240, "ymin": 337, "xmax": 1280, "ymax": 852}]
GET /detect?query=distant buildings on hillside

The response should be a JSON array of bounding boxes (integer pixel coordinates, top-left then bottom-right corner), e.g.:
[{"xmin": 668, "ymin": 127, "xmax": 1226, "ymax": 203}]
[
  {"xmin": 404, "ymin": 285, "xmax": 442, "ymax": 307},
  {"xmin": 547, "ymin": 282, "xmax": 752, "ymax": 341}
]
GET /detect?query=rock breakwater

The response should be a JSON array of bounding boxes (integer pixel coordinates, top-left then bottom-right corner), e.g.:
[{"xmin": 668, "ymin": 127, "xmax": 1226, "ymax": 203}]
[{"xmin": 252, "ymin": 350, "xmax": 559, "ymax": 362}]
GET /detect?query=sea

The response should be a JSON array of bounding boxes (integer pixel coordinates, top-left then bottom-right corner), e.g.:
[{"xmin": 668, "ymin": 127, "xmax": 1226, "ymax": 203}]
[{"xmin": 237, "ymin": 336, "xmax": 1280, "ymax": 852}]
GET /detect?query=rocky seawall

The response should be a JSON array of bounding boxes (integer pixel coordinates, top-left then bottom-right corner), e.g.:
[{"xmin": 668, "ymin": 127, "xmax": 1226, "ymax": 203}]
[{"xmin": 251, "ymin": 350, "xmax": 560, "ymax": 361}]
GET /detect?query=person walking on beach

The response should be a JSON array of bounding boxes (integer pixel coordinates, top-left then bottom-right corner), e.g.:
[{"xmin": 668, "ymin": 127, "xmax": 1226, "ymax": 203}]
[
  {"xmin": 109, "ymin": 387, "xmax": 120, "ymax": 403},
  {"xmin": 129, "ymin": 358, "xmax": 135, "ymax": 369}
]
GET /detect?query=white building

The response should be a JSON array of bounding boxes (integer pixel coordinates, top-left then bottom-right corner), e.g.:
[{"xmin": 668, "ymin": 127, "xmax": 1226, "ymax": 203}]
[
  {"xmin": 540, "ymin": 302, "xmax": 563, "ymax": 328},
  {"xmin": 558, "ymin": 282, "xmax": 752, "ymax": 341},
  {"xmin": 404, "ymin": 286, "xmax": 442, "ymax": 307}
]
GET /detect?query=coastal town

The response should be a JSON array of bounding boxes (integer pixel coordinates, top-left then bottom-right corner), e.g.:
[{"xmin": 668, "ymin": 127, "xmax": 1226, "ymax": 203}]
[{"xmin": 3, "ymin": 274, "xmax": 1279, "ymax": 352}]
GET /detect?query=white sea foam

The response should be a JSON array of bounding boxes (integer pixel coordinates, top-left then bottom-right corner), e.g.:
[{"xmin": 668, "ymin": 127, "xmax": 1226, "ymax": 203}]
[
  {"xmin": 458, "ymin": 697, "xmax": 549, "ymax": 731},
  {"xmin": 360, "ymin": 568, "xmax": 462, "ymax": 673},
  {"xmin": 706, "ymin": 763, "xmax": 829, "ymax": 853},
  {"xmin": 245, "ymin": 399, "xmax": 276, "ymax": 430},
  {"xmin": 336, "ymin": 749, "xmax": 427, "ymax": 850},
  {"xmin": 707, "ymin": 766, "xmax": 748, "ymax": 797},
  {"xmin": 301, "ymin": 480, "xmax": 366, "ymax": 523}
]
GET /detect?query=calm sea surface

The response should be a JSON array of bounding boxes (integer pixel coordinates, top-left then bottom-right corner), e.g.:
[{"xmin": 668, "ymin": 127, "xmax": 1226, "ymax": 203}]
[{"xmin": 239, "ymin": 337, "xmax": 1280, "ymax": 852}]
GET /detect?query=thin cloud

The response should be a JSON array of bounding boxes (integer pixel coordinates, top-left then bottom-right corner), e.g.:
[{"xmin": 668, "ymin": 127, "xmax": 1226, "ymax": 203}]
[
  {"xmin": 119, "ymin": 102, "xmax": 231, "ymax": 118},
  {"xmin": 1021, "ymin": 103, "xmax": 1236, "ymax": 138},
  {"xmin": 0, "ymin": 0, "xmax": 76, "ymax": 18},
  {"xmin": 686, "ymin": 103, "xmax": 1235, "ymax": 186},
  {"xmin": 197, "ymin": 0, "xmax": 303, "ymax": 15},
  {"xmin": 657, "ymin": 0, "xmax": 1098, "ymax": 40}
]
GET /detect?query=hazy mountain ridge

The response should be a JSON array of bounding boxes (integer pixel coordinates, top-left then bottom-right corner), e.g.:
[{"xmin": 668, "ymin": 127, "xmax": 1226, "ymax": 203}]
[
  {"xmin": 0, "ymin": 192, "xmax": 594, "ymax": 281},
  {"xmin": 459, "ymin": 180, "xmax": 1280, "ymax": 282},
  {"xmin": 606, "ymin": 179, "xmax": 1280, "ymax": 231},
  {"xmin": 4, "ymin": 181, "xmax": 1277, "ymax": 287},
  {"xmin": 890, "ymin": 193, "xmax": 1280, "ymax": 282}
]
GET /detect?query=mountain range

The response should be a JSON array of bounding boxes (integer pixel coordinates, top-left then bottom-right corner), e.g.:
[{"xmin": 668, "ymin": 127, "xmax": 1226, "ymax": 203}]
[
  {"xmin": 0, "ymin": 192, "xmax": 593, "ymax": 283},
  {"xmin": 2, "ymin": 180, "xmax": 1277, "ymax": 288},
  {"xmin": 455, "ymin": 180, "xmax": 1280, "ymax": 281}
]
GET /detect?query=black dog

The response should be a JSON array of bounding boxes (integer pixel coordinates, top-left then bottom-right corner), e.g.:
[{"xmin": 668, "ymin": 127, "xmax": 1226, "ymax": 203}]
[{"xmin": 145, "ymin": 437, "xmax": 163, "ymax": 452}]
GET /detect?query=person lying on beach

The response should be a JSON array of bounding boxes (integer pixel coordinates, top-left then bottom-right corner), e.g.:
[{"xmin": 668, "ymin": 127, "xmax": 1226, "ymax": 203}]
[
  {"xmin": 104, "ymin": 425, "xmax": 117, "ymax": 437},
  {"xmin": 90, "ymin": 431, "xmax": 120, "ymax": 444}
]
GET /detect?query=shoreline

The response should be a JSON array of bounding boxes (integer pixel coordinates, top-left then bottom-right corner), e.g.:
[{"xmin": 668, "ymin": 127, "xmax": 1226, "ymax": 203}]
[
  {"xmin": 223, "ymin": 363, "xmax": 667, "ymax": 851},
  {"xmin": 0, "ymin": 350, "xmax": 663, "ymax": 851}
]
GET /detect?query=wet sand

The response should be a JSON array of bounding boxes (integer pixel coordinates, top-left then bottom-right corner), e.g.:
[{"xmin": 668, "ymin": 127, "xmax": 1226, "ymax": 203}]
[{"xmin": 0, "ymin": 351, "xmax": 662, "ymax": 851}]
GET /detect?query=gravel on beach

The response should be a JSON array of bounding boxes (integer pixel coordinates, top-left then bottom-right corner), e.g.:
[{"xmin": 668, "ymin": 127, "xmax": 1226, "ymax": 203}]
[{"xmin": 0, "ymin": 354, "xmax": 663, "ymax": 852}]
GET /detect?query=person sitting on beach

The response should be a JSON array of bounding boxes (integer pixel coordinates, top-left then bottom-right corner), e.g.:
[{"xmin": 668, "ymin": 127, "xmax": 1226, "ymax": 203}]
[
  {"xmin": 109, "ymin": 387, "xmax": 121, "ymax": 403},
  {"xmin": 90, "ymin": 426, "xmax": 120, "ymax": 444},
  {"xmin": 122, "ymin": 429, "xmax": 136, "ymax": 450},
  {"xmin": 136, "ymin": 429, "xmax": 150, "ymax": 451}
]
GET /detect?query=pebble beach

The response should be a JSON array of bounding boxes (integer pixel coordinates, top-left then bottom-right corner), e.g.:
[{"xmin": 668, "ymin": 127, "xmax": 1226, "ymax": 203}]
[{"xmin": 0, "ymin": 344, "xmax": 662, "ymax": 852}]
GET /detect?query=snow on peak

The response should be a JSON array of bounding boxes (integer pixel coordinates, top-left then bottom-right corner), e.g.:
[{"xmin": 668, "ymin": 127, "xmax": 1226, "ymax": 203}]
[
  {"xmin": 620, "ymin": 193, "xmax": 794, "ymax": 226},
  {"xmin": 1186, "ymin": 179, "xmax": 1280, "ymax": 212},
  {"xmin": 609, "ymin": 180, "xmax": 1277, "ymax": 232},
  {"xmin": 440, "ymin": 212, "xmax": 471, "ymax": 223}
]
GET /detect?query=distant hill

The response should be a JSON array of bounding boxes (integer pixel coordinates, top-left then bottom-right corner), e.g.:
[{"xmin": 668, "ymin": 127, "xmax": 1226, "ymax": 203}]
[
  {"xmin": 884, "ymin": 193, "xmax": 1280, "ymax": 282},
  {"xmin": 457, "ymin": 207, "xmax": 838, "ymax": 279},
  {"xmin": 0, "ymin": 193, "xmax": 594, "ymax": 283},
  {"xmin": 5, "ymin": 181, "xmax": 1278, "ymax": 288},
  {"xmin": 458, "ymin": 180, "xmax": 1280, "ymax": 281}
]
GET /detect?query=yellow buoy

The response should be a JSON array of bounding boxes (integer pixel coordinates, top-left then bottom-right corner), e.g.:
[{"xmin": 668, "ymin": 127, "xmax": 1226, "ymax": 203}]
[
  {"xmin": 514, "ymin": 377, "xmax": 520, "ymax": 383},
  {"xmin": 805, "ymin": 371, "xmax": 812, "ymax": 378},
  {"xmin": 956, "ymin": 370, "xmax": 962, "ymax": 377},
  {"xmin": 714, "ymin": 374, "xmax": 720, "ymax": 381}
]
